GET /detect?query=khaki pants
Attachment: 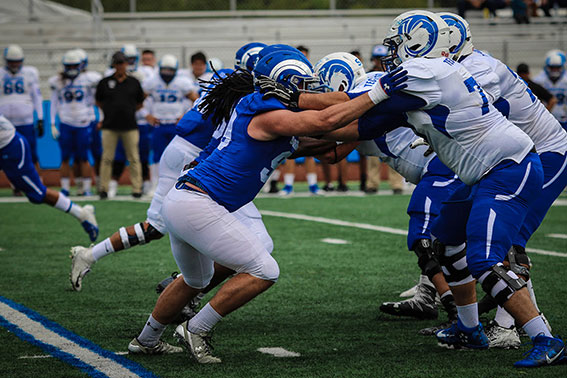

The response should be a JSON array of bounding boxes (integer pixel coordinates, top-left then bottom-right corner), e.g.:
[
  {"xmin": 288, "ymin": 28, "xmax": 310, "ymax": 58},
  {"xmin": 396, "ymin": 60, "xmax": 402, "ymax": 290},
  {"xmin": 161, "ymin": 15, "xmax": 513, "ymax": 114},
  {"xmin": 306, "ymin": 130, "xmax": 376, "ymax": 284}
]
[
  {"xmin": 100, "ymin": 129, "xmax": 142, "ymax": 193},
  {"xmin": 366, "ymin": 156, "xmax": 404, "ymax": 191}
]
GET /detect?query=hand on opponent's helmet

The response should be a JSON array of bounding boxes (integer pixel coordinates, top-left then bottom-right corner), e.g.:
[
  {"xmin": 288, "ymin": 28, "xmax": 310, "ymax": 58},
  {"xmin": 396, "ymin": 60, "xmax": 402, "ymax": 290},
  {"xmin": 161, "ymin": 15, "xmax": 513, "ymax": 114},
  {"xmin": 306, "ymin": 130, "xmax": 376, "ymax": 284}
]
[{"xmin": 255, "ymin": 75, "xmax": 301, "ymax": 109}]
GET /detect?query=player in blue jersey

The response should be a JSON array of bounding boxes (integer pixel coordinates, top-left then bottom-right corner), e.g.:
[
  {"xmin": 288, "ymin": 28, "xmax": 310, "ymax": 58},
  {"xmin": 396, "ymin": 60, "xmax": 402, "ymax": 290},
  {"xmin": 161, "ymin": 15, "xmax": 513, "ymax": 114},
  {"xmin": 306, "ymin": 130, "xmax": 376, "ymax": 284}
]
[
  {"xmin": 0, "ymin": 114, "xmax": 98, "ymax": 241},
  {"xmin": 125, "ymin": 49, "xmax": 408, "ymax": 364}
]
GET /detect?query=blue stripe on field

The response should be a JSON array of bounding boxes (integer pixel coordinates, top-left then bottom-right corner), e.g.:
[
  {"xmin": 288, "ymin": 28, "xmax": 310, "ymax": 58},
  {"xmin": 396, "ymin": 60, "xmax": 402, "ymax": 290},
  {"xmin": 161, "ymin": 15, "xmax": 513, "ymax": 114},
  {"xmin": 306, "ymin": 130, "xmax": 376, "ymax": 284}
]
[{"xmin": 0, "ymin": 295, "xmax": 157, "ymax": 378}]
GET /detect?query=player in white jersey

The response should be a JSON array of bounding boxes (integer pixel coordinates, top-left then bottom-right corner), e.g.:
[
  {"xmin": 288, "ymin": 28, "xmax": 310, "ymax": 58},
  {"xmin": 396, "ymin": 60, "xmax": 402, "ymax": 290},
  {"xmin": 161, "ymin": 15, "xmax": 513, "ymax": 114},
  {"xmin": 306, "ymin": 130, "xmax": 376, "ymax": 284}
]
[
  {"xmin": 0, "ymin": 45, "xmax": 43, "ymax": 168},
  {"xmin": 439, "ymin": 12, "xmax": 567, "ymax": 348},
  {"xmin": 143, "ymin": 54, "xmax": 196, "ymax": 168},
  {"xmin": 311, "ymin": 55, "xmax": 459, "ymax": 323},
  {"xmin": 532, "ymin": 50, "xmax": 567, "ymax": 130},
  {"xmin": 49, "ymin": 50, "xmax": 99, "ymax": 196},
  {"xmin": 0, "ymin": 113, "xmax": 98, "ymax": 241},
  {"xmin": 377, "ymin": 11, "xmax": 563, "ymax": 367}
]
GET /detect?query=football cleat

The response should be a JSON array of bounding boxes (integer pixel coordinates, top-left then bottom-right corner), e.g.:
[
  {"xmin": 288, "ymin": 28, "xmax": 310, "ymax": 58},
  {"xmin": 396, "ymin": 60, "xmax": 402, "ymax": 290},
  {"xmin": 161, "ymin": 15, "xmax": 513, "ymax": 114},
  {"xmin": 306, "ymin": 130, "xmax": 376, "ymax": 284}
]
[
  {"xmin": 514, "ymin": 334, "xmax": 565, "ymax": 368},
  {"xmin": 485, "ymin": 320, "xmax": 521, "ymax": 349},
  {"xmin": 279, "ymin": 185, "xmax": 293, "ymax": 196},
  {"xmin": 419, "ymin": 320, "xmax": 456, "ymax": 336},
  {"xmin": 79, "ymin": 205, "xmax": 99, "ymax": 242},
  {"xmin": 175, "ymin": 321, "xmax": 221, "ymax": 363},
  {"xmin": 399, "ymin": 283, "xmax": 418, "ymax": 298},
  {"xmin": 436, "ymin": 320, "xmax": 489, "ymax": 350},
  {"xmin": 380, "ymin": 279, "xmax": 438, "ymax": 320},
  {"xmin": 309, "ymin": 184, "xmax": 321, "ymax": 195},
  {"xmin": 69, "ymin": 246, "xmax": 95, "ymax": 291},
  {"xmin": 128, "ymin": 338, "xmax": 183, "ymax": 355}
]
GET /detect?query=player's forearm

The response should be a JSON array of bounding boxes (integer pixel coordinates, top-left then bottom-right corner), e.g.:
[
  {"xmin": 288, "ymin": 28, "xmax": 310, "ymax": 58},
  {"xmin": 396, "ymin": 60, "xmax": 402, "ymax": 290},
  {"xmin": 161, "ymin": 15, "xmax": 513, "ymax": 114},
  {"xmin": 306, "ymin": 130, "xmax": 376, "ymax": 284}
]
[
  {"xmin": 289, "ymin": 137, "xmax": 337, "ymax": 158},
  {"xmin": 298, "ymin": 92, "xmax": 350, "ymax": 110},
  {"xmin": 313, "ymin": 93, "xmax": 374, "ymax": 134},
  {"xmin": 320, "ymin": 122, "xmax": 360, "ymax": 141}
]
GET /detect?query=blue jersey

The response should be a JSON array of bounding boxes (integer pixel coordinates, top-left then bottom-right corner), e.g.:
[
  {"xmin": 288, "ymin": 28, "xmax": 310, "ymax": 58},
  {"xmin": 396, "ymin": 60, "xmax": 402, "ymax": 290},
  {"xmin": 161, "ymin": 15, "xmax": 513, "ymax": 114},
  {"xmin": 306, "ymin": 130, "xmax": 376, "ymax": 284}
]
[
  {"xmin": 182, "ymin": 92, "xmax": 298, "ymax": 212},
  {"xmin": 175, "ymin": 108, "xmax": 215, "ymax": 150}
]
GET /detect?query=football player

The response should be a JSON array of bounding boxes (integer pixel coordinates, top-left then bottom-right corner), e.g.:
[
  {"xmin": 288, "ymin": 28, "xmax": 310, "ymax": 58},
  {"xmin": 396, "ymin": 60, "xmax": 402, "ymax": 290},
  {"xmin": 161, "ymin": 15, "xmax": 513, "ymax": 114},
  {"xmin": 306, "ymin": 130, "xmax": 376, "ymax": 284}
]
[
  {"xmin": 0, "ymin": 113, "xmax": 98, "ymax": 241},
  {"xmin": 533, "ymin": 50, "xmax": 567, "ymax": 131},
  {"xmin": 130, "ymin": 49, "xmax": 406, "ymax": 364},
  {"xmin": 142, "ymin": 54, "xmax": 196, "ymax": 169},
  {"xmin": 49, "ymin": 50, "xmax": 98, "ymax": 196},
  {"xmin": 0, "ymin": 45, "xmax": 43, "ymax": 172},
  {"xmin": 437, "ymin": 11, "xmax": 567, "ymax": 350}
]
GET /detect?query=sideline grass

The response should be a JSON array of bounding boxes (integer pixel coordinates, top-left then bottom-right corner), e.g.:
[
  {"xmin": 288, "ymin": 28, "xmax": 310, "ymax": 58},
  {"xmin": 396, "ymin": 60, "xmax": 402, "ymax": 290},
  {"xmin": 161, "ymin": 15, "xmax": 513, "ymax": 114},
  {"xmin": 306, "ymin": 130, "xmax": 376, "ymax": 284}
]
[{"xmin": 0, "ymin": 193, "xmax": 566, "ymax": 377}]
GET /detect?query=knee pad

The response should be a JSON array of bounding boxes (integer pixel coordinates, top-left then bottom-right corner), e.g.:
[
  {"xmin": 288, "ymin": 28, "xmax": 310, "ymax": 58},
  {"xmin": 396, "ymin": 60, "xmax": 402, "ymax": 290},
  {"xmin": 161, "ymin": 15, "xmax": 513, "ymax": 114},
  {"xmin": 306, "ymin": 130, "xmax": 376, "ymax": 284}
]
[
  {"xmin": 413, "ymin": 239, "xmax": 442, "ymax": 281},
  {"xmin": 479, "ymin": 263, "xmax": 527, "ymax": 306},
  {"xmin": 245, "ymin": 253, "xmax": 280, "ymax": 282},
  {"xmin": 504, "ymin": 245, "xmax": 531, "ymax": 280},
  {"xmin": 119, "ymin": 223, "xmax": 163, "ymax": 248},
  {"xmin": 436, "ymin": 240, "xmax": 474, "ymax": 286}
]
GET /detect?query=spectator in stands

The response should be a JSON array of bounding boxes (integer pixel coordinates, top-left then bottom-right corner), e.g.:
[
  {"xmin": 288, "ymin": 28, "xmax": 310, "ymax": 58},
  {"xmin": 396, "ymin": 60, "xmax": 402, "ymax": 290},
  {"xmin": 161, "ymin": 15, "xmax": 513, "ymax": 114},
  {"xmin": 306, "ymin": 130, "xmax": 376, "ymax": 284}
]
[
  {"xmin": 365, "ymin": 45, "xmax": 404, "ymax": 195},
  {"xmin": 95, "ymin": 51, "xmax": 145, "ymax": 199},
  {"xmin": 458, "ymin": 0, "xmax": 507, "ymax": 18},
  {"xmin": 517, "ymin": 63, "xmax": 557, "ymax": 110},
  {"xmin": 279, "ymin": 45, "xmax": 321, "ymax": 195},
  {"xmin": 511, "ymin": 0, "xmax": 530, "ymax": 23}
]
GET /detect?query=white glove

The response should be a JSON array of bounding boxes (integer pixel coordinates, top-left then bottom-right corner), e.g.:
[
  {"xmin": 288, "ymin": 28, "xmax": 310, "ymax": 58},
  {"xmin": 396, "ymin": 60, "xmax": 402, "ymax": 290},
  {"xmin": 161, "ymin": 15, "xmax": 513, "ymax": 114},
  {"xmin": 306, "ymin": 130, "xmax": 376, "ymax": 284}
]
[
  {"xmin": 410, "ymin": 137, "xmax": 428, "ymax": 149},
  {"xmin": 51, "ymin": 124, "xmax": 60, "ymax": 140}
]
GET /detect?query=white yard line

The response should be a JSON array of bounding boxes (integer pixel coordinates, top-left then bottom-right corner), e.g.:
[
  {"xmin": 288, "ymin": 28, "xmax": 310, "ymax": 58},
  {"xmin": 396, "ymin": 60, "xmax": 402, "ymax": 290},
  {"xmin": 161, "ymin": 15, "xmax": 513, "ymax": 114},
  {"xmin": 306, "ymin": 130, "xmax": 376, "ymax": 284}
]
[
  {"xmin": 547, "ymin": 233, "xmax": 567, "ymax": 240},
  {"xmin": 257, "ymin": 347, "xmax": 301, "ymax": 357},
  {"xmin": 321, "ymin": 238, "xmax": 350, "ymax": 245},
  {"xmin": 0, "ymin": 298, "xmax": 155, "ymax": 378},
  {"xmin": 260, "ymin": 210, "xmax": 567, "ymax": 258}
]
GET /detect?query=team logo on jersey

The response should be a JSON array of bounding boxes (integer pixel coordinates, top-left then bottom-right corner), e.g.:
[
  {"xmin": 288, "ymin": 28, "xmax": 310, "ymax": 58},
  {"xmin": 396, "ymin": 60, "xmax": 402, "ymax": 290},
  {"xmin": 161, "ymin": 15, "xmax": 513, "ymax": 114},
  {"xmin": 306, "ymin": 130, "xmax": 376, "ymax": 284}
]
[{"xmin": 108, "ymin": 80, "xmax": 116, "ymax": 89}]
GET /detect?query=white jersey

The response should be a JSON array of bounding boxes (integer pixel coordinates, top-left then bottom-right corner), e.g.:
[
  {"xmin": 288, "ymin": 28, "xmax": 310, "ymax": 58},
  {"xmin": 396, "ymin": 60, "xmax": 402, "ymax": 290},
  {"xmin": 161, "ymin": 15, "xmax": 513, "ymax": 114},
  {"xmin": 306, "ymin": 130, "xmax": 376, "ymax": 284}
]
[
  {"xmin": 350, "ymin": 72, "xmax": 435, "ymax": 184},
  {"xmin": 143, "ymin": 74, "xmax": 195, "ymax": 123},
  {"xmin": 400, "ymin": 58, "xmax": 534, "ymax": 186},
  {"xmin": 0, "ymin": 66, "xmax": 43, "ymax": 126},
  {"xmin": 83, "ymin": 70, "xmax": 102, "ymax": 122},
  {"xmin": 139, "ymin": 65, "xmax": 157, "ymax": 80},
  {"xmin": 461, "ymin": 50, "xmax": 567, "ymax": 155},
  {"xmin": 533, "ymin": 70, "xmax": 567, "ymax": 124},
  {"xmin": 0, "ymin": 113, "xmax": 16, "ymax": 149},
  {"xmin": 49, "ymin": 72, "xmax": 99, "ymax": 127},
  {"xmin": 357, "ymin": 127, "xmax": 435, "ymax": 185}
]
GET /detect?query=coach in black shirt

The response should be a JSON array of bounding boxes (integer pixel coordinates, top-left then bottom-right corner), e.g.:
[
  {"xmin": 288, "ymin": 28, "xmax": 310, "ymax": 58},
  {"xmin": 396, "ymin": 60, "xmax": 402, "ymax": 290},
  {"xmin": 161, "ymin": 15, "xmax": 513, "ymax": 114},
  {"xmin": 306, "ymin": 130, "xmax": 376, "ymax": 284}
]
[{"xmin": 95, "ymin": 51, "xmax": 145, "ymax": 199}]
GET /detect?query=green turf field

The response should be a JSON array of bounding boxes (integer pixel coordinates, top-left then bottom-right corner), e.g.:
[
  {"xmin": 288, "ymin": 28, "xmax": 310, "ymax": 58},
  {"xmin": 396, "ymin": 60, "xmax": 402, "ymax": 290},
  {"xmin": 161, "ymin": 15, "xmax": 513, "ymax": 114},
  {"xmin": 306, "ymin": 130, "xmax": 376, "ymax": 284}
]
[{"xmin": 0, "ymin": 190, "xmax": 566, "ymax": 377}]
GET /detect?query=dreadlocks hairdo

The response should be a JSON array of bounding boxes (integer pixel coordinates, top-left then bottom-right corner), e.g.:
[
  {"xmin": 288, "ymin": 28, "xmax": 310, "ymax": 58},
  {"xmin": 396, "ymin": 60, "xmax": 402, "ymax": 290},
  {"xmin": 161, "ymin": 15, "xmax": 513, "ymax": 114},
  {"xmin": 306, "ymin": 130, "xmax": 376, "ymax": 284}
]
[{"xmin": 198, "ymin": 68, "xmax": 254, "ymax": 127}]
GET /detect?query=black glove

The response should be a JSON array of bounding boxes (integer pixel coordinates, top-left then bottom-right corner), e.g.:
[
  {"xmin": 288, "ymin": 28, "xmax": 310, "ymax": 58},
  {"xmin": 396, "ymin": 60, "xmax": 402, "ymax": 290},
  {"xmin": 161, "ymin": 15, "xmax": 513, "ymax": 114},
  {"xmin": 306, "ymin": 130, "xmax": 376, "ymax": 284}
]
[
  {"xmin": 36, "ymin": 120, "xmax": 44, "ymax": 137},
  {"xmin": 255, "ymin": 75, "xmax": 300, "ymax": 109}
]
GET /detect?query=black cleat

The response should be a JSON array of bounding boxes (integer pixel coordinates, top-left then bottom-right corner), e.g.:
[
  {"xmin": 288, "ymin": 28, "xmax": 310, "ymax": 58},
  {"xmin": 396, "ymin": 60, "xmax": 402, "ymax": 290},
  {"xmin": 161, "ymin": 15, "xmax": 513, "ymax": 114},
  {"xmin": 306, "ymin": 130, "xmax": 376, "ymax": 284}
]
[{"xmin": 380, "ymin": 281, "xmax": 438, "ymax": 320}]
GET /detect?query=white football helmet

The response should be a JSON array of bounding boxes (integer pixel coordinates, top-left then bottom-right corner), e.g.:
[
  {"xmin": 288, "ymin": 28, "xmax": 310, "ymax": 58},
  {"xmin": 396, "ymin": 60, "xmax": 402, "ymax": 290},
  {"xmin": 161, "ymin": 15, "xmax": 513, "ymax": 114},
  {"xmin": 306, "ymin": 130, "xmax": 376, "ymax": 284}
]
[
  {"xmin": 159, "ymin": 54, "xmax": 178, "ymax": 83},
  {"xmin": 73, "ymin": 48, "xmax": 88, "ymax": 71},
  {"xmin": 4, "ymin": 45, "xmax": 24, "ymax": 74},
  {"xmin": 544, "ymin": 50, "xmax": 566, "ymax": 81},
  {"xmin": 437, "ymin": 12, "xmax": 473, "ymax": 61},
  {"xmin": 382, "ymin": 10, "xmax": 450, "ymax": 71},
  {"xmin": 121, "ymin": 44, "xmax": 139, "ymax": 71},
  {"xmin": 314, "ymin": 52, "xmax": 366, "ymax": 92},
  {"xmin": 62, "ymin": 50, "xmax": 82, "ymax": 79}
]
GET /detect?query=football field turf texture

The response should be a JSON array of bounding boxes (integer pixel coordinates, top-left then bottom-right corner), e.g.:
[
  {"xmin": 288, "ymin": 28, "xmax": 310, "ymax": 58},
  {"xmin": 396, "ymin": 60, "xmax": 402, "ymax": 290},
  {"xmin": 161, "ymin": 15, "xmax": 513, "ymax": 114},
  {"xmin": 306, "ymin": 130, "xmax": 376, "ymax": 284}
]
[{"xmin": 1, "ymin": 189, "xmax": 566, "ymax": 377}]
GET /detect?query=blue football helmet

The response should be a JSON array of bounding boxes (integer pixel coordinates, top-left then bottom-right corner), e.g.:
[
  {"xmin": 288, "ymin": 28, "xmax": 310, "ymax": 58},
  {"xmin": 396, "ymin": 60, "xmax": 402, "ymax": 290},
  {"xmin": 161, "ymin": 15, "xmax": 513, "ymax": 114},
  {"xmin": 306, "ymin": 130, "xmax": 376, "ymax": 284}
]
[
  {"xmin": 382, "ymin": 10, "xmax": 450, "ymax": 71},
  {"xmin": 253, "ymin": 50, "xmax": 318, "ymax": 92},
  {"xmin": 314, "ymin": 52, "xmax": 366, "ymax": 92},
  {"xmin": 256, "ymin": 44, "xmax": 311, "ymax": 66},
  {"xmin": 437, "ymin": 12, "xmax": 473, "ymax": 61},
  {"xmin": 235, "ymin": 42, "xmax": 267, "ymax": 71},
  {"xmin": 545, "ymin": 50, "xmax": 566, "ymax": 81}
]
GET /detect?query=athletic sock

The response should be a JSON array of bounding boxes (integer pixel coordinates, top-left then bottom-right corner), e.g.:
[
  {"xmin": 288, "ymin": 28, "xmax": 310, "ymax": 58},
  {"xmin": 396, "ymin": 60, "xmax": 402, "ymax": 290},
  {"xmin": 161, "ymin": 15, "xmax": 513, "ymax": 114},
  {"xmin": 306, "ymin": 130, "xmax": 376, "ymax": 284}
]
[
  {"xmin": 457, "ymin": 303, "xmax": 479, "ymax": 329},
  {"xmin": 522, "ymin": 315, "xmax": 553, "ymax": 338},
  {"xmin": 283, "ymin": 173, "xmax": 295, "ymax": 187},
  {"xmin": 494, "ymin": 306, "xmax": 515, "ymax": 328},
  {"xmin": 82, "ymin": 177, "xmax": 92, "ymax": 193},
  {"xmin": 137, "ymin": 314, "xmax": 167, "ymax": 348},
  {"xmin": 306, "ymin": 173, "xmax": 317, "ymax": 186},
  {"xmin": 91, "ymin": 238, "xmax": 115, "ymax": 261},
  {"xmin": 54, "ymin": 193, "xmax": 83, "ymax": 220},
  {"xmin": 526, "ymin": 280, "xmax": 541, "ymax": 313},
  {"xmin": 187, "ymin": 303, "xmax": 223, "ymax": 334},
  {"xmin": 61, "ymin": 177, "xmax": 71, "ymax": 192}
]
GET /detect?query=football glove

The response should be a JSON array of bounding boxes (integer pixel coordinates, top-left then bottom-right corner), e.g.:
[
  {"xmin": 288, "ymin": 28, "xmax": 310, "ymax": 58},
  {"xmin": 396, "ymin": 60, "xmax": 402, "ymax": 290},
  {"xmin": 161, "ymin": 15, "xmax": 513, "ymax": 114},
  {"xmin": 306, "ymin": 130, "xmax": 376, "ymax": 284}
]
[
  {"xmin": 255, "ymin": 75, "xmax": 301, "ymax": 109},
  {"xmin": 410, "ymin": 137, "xmax": 434, "ymax": 157},
  {"xmin": 36, "ymin": 120, "xmax": 44, "ymax": 137},
  {"xmin": 368, "ymin": 66, "xmax": 408, "ymax": 104}
]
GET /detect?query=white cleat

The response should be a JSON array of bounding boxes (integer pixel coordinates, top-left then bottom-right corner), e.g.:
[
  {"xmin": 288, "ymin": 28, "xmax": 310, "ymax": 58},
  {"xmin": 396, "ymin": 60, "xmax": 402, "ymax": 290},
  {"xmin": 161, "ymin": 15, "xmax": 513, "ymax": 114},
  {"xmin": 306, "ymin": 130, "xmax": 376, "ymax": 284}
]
[
  {"xmin": 69, "ymin": 246, "xmax": 95, "ymax": 291},
  {"xmin": 485, "ymin": 320, "xmax": 521, "ymax": 349},
  {"xmin": 399, "ymin": 283, "xmax": 418, "ymax": 298},
  {"xmin": 108, "ymin": 180, "xmax": 118, "ymax": 198},
  {"xmin": 174, "ymin": 321, "xmax": 221, "ymax": 364},
  {"xmin": 128, "ymin": 338, "xmax": 183, "ymax": 354},
  {"xmin": 79, "ymin": 205, "xmax": 99, "ymax": 242}
]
